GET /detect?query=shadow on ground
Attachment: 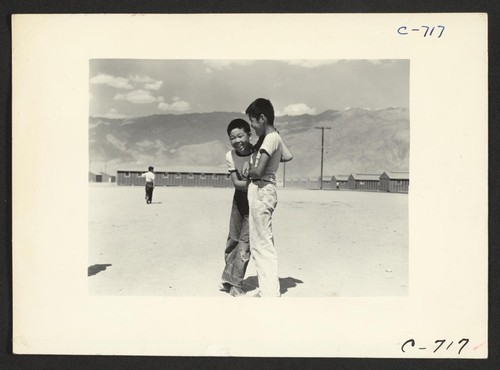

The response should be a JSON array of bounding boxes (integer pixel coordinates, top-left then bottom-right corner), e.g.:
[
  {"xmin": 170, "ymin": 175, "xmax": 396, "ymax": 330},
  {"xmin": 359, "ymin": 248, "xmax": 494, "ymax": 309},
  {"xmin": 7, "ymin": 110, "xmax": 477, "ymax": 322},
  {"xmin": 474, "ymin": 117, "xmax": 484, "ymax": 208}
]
[
  {"xmin": 242, "ymin": 275, "xmax": 304, "ymax": 295},
  {"xmin": 88, "ymin": 264, "xmax": 112, "ymax": 277}
]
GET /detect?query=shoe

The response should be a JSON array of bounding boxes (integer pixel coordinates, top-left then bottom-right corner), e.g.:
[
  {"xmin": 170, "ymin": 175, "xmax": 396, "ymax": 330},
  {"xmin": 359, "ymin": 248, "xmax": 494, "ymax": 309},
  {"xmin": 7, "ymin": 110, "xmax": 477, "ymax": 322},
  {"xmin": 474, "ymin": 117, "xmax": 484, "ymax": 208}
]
[
  {"xmin": 219, "ymin": 282, "xmax": 231, "ymax": 292},
  {"xmin": 229, "ymin": 286, "xmax": 246, "ymax": 297}
]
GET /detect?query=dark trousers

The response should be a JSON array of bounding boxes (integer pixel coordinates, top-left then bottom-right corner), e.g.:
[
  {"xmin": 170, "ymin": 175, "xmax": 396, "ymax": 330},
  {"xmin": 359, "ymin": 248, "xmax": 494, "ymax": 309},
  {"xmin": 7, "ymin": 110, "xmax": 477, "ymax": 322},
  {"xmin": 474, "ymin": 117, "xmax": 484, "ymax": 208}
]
[
  {"xmin": 145, "ymin": 182, "xmax": 154, "ymax": 203},
  {"xmin": 221, "ymin": 190, "xmax": 250, "ymax": 288}
]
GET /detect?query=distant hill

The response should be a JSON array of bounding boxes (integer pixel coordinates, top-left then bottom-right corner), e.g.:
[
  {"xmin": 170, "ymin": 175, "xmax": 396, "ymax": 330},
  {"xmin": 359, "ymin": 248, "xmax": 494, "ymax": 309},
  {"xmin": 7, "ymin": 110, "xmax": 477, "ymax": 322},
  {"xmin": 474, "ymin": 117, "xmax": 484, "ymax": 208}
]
[{"xmin": 89, "ymin": 108, "xmax": 409, "ymax": 179}]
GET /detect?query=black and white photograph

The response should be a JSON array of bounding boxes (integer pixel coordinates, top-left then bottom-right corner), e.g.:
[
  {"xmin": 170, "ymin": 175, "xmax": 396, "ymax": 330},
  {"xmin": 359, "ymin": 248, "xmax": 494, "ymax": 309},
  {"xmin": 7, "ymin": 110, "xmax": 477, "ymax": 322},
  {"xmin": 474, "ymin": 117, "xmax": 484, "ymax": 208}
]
[
  {"xmin": 12, "ymin": 13, "xmax": 488, "ymax": 358},
  {"xmin": 88, "ymin": 59, "xmax": 410, "ymax": 297}
]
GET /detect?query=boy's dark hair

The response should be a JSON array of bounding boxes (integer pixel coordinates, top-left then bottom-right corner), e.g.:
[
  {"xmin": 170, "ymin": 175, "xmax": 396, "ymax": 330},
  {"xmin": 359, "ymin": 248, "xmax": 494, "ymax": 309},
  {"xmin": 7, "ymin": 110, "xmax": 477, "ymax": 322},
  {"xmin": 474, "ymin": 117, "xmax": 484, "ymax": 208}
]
[
  {"xmin": 148, "ymin": 166, "xmax": 154, "ymax": 171},
  {"xmin": 245, "ymin": 98, "xmax": 275, "ymax": 126},
  {"xmin": 227, "ymin": 118, "xmax": 251, "ymax": 136}
]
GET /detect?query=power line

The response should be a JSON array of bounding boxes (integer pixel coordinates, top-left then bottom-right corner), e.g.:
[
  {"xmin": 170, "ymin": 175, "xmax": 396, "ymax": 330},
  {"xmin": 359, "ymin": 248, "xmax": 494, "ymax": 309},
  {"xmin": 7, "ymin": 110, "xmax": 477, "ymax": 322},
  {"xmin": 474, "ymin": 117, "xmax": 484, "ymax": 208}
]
[{"xmin": 315, "ymin": 127, "xmax": 331, "ymax": 190}]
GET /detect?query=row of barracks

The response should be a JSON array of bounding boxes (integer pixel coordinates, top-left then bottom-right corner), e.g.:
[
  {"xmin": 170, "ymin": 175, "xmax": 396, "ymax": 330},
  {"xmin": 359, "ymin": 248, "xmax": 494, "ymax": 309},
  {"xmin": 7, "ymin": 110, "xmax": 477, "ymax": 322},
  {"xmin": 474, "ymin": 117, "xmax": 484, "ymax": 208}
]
[
  {"xmin": 110, "ymin": 167, "xmax": 409, "ymax": 193},
  {"xmin": 116, "ymin": 169, "xmax": 233, "ymax": 188},
  {"xmin": 306, "ymin": 172, "xmax": 409, "ymax": 193}
]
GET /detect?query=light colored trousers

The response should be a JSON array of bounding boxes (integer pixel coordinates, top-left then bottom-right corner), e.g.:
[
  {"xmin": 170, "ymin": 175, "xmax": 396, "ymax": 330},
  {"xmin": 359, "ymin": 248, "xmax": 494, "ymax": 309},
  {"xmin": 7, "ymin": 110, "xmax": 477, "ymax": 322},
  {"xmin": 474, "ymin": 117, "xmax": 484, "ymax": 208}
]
[{"xmin": 247, "ymin": 181, "xmax": 280, "ymax": 297}]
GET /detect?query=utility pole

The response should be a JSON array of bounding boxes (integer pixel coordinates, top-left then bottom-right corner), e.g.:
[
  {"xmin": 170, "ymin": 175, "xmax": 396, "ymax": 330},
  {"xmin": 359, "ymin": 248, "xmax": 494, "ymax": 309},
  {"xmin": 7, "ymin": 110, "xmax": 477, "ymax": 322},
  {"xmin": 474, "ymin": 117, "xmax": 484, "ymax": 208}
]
[
  {"xmin": 282, "ymin": 143, "xmax": 292, "ymax": 189},
  {"xmin": 283, "ymin": 162, "xmax": 286, "ymax": 188},
  {"xmin": 315, "ymin": 127, "xmax": 331, "ymax": 190}
]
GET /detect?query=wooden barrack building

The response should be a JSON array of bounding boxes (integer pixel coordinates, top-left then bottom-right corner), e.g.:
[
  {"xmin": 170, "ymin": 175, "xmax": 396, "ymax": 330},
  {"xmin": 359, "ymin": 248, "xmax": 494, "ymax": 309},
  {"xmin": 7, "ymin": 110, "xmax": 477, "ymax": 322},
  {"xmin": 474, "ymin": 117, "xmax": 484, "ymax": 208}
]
[
  {"xmin": 379, "ymin": 171, "xmax": 409, "ymax": 193},
  {"xmin": 348, "ymin": 174, "xmax": 381, "ymax": 192},
  {"xmin": 318, "ymin": 176, "xmax": 333, "ymax": 189},
  {"xmin": 331, "ymin": 175, "xmax": 349, "ymax": 190}
]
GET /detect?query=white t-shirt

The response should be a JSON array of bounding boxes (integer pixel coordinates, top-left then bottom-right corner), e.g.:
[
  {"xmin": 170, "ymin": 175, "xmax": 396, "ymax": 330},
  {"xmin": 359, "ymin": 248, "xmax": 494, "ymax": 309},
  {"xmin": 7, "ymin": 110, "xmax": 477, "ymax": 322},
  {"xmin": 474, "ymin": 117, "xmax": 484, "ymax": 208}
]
[
  {"xmin": 141, "ymin": 171, "xmax": 155, "ymax": 183},
  {"xmin": 226, "ymin": 149, "xmax": 254, "ymax": 179},
  {"xmin": 255, "ymin": 132, "xmax": 283, "ymax": 183}
]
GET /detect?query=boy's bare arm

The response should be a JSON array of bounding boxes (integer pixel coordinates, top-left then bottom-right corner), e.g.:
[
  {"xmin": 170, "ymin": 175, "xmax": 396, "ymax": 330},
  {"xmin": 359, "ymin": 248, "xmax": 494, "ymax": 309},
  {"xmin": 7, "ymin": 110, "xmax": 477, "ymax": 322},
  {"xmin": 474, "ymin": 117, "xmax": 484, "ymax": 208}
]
[
  {"xmin": 248, "ymin": 152, "xmax": 270, "ymax": 179},
  {"xmin": 281, "ymin": 138, "xmax": 293, "ymax": 162}
]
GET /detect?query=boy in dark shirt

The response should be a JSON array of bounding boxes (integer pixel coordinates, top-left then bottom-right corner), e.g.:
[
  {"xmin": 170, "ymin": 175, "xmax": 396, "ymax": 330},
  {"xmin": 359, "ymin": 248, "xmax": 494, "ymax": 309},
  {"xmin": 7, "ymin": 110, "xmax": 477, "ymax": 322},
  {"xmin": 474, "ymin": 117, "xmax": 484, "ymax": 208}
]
[{"xmin": 220, "ymin": 119, "xmax": 254, "ymax": 297}]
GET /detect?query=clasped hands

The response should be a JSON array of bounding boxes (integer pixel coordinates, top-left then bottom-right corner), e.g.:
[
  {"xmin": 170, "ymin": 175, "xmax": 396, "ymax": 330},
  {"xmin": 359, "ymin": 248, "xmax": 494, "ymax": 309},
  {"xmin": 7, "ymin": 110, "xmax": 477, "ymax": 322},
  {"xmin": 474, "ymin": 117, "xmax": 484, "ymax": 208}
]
[{"xmin": 241, "ymin": 161, "xmax": 251, "ymax": 179}]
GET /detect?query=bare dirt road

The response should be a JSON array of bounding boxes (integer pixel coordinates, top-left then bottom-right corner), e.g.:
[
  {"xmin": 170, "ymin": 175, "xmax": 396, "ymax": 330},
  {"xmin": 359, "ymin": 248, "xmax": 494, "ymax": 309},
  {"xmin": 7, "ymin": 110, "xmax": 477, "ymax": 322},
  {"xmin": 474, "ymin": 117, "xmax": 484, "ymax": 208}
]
[{"xmin": 89, "ymin": 184, "xmax": 408, "ymax": 297}]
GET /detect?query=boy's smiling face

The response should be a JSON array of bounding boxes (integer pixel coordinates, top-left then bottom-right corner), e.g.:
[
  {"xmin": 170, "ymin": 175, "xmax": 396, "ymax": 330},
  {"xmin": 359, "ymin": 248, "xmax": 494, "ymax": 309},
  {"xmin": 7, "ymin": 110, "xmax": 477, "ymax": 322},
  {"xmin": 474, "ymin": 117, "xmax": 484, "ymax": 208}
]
[
  {"xmin": 249, "ymin": 115, "xmax": 266, "ymax": 137},
  {"xmin": 229, "ymin": 127, "xmax": 251, "ymax": 154}
]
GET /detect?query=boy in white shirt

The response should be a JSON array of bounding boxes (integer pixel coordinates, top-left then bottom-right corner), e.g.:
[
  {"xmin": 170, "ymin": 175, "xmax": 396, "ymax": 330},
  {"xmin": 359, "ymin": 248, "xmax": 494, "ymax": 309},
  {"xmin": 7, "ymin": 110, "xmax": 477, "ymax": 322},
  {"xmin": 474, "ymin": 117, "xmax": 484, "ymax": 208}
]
[{"xmin": 243, "ymin": 98, "xmax": 293, "ymax": 297}]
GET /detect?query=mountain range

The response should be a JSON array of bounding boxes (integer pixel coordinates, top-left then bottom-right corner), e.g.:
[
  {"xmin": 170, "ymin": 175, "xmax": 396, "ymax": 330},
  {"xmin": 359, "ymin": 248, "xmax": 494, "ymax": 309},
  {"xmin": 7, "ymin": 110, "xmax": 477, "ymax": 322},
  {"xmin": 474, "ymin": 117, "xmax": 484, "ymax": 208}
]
[{"xmin": 89, "ymin": 107, "xmax": 409, "ymax": 180}]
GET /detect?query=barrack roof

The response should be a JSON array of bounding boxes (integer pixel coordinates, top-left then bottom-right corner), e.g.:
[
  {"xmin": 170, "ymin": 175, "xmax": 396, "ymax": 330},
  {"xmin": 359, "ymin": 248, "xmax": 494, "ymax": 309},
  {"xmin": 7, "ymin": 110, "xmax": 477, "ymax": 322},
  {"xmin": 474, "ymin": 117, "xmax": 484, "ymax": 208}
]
[
  {"xmin": 332, "ymin": 175, "xmax": 349, "ymax": 181},
  {"xmin": 381, "ymin": 171, "xmax": 410, "ymax": 180},
  {"xmin": 349, "ymin": 173, "xmax": 381, "ymax": 181}
]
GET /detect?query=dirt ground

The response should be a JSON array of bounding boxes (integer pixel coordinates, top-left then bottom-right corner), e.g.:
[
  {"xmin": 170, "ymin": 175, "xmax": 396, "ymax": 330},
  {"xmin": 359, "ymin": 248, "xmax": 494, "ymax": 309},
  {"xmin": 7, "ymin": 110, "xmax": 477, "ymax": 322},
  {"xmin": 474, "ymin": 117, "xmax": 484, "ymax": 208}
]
[{"xmin": 88, "ymin": 184, "xmax": 408, "ymax": 297}]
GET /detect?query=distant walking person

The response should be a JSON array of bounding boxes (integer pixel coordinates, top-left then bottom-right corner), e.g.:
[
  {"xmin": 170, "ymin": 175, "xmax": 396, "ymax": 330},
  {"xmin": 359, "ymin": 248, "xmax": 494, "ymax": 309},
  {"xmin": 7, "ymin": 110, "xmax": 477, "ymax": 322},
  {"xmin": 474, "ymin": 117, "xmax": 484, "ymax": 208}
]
[
  {"xmin": 242, "ymin": 98, "xmax": 293, "ymax": 297},
  {"xmin": 141, "ymin": 166, "xmax": 155, "ymax": 204},
  {"xmin": 220, "ymin": 119, "xmax": 254, "ymax": 297}
]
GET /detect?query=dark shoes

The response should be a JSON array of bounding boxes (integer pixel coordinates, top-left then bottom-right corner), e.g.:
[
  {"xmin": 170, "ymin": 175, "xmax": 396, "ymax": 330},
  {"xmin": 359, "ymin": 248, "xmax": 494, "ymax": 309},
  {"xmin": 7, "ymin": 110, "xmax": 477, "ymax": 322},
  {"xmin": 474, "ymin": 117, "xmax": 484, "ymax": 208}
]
[
  {"xmin": 219, "ymin": 282, "xmax": 232, "ymax": 292},
  {"xmin": 220, "ymin": 283, "xmax": 246, "ymax": 297}
]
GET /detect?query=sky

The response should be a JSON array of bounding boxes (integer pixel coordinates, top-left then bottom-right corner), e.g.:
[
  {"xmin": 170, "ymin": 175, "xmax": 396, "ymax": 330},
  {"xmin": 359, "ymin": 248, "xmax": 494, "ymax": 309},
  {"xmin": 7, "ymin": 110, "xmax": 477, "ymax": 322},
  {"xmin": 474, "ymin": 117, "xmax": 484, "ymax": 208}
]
[{"xmin": 89, "ymin": 59, "xmax": 409, "ymax": 119}]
